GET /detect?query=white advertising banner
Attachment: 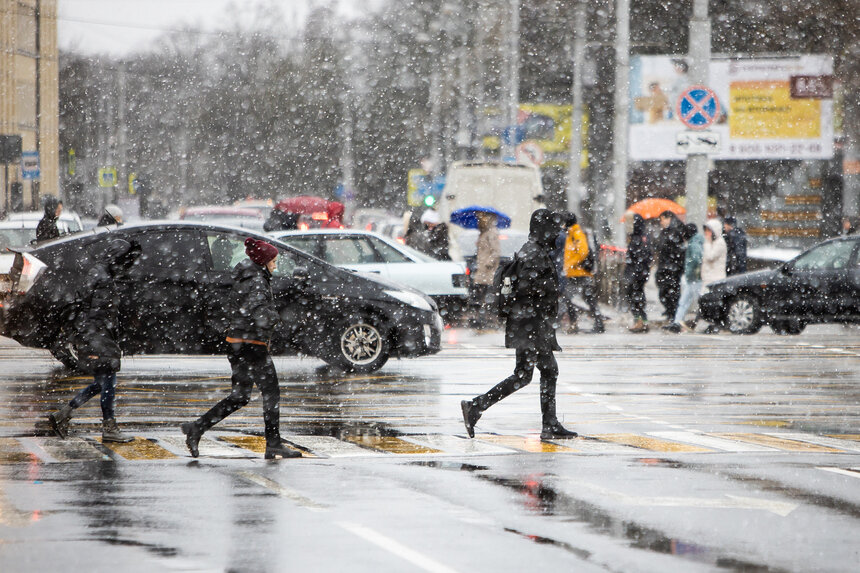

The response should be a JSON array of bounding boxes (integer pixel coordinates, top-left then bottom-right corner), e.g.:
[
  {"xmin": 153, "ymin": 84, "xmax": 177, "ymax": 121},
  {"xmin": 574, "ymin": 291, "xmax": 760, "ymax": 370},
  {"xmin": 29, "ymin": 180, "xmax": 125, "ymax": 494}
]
[{"xmin": 628, "ymin": 55, "xmax": 834, "ymax": 161}]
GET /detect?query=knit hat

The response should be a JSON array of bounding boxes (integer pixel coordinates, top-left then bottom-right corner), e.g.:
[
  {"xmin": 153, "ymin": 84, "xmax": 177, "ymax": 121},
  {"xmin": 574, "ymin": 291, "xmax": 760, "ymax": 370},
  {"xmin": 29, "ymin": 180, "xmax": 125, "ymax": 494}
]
[
  {"xmin": 244, "ymin": 237, "xmax": 278, "ymax": 266},
  {"xmin": 420, "ymin": 209, "xmax": 441, "ymax": 225}
]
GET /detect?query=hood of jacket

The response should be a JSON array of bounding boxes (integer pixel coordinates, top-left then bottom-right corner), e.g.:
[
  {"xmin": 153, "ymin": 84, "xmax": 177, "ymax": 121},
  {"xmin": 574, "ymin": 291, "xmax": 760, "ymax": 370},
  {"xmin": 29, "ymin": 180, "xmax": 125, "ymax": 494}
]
[
  {"xmin": 528, "ymin": 209, "xmax": 562, "ymax": 249},
  {"xmin": 99, "ymin": 238, "xmax": 140, "ymax": 276},
  {"xmin": 43, "ymin": 196, "xmax": 60, "ymax": 219},
  {"xmin": 705, "ymin": 219, "xmax": 723, "ymax": 238},
  {"xmin": 631, "ymin": 213, "xmax": 646, "ymax": 236}
]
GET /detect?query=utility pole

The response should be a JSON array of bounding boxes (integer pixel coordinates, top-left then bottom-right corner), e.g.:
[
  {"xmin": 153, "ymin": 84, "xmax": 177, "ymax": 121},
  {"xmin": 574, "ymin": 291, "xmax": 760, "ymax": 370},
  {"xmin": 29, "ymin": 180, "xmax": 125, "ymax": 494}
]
[
  {"xmin": 567, "ymin": 0, "xmax": 586, "ymax": 217},
  {"xmin": 684, "ymin": 0, "xmax": 711, "ymax": 229},
  {"xmin": 503, "ymin": 0, "xmax": 520, "ymax": 161},
  {"xmin": 610, "ymin": 0, "xmax": 630, "ymax": 246}
]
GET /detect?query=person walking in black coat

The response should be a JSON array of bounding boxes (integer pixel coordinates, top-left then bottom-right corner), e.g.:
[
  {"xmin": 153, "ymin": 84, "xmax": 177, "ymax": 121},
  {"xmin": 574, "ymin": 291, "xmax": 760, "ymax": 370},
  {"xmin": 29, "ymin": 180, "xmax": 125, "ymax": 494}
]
[
  {"xmin": 181, "ymin": 238, "xmax": 300, "ymax": 460},
  {"xmin": 36, "ymin": 195, "xmax": 63, "ymax": 242},
  {"xmin": 48, "ymin": 238, "xmax": 141, "ymax": 442},
  {"xmin": 723, "ymin": 216, "xmax": 747, "ymax": 276},
  {"xmin": 461, "ymin": 209, "xmax": 578, "ymax": 440},
  {"xmin": 655, "ymin": 210, "xmax": 686, "ymax": 322},
  {"xmin": 624, "ymin": 212, "xmax": 653, "ymax": 333}
]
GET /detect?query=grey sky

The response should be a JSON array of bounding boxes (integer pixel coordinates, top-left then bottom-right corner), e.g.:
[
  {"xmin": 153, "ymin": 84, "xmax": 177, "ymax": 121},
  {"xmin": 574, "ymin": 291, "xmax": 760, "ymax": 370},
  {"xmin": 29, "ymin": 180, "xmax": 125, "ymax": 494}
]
[{"xmin": 57, "ymin": 0, "xmax": 374, "ymax": 56}]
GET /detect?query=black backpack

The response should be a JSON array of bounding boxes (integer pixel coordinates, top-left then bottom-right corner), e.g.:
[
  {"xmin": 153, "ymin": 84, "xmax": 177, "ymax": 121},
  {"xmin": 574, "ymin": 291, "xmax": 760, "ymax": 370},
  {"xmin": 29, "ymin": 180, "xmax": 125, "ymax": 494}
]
[{"xmin": 493, "ymin": 254, "xmax": 522, "ymax": 318}]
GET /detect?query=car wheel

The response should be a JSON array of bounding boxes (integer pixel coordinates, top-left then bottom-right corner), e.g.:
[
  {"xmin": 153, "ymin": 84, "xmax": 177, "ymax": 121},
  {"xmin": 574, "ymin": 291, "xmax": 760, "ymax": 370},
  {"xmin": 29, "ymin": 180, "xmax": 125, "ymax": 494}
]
[
  {"xmin": 725, "ymin": 295, "xmax": 763, "ymax": 334},
  {"xmin": 50, "ymin": 325, "xmax": 81, "ymax": 370},
  {"xmin": 770, "ymin": 319, "xmax": 805, "ymax": 335},
  {"xmin": 324, "ymin": 315, "xmax": 389, "ymax": 373}
]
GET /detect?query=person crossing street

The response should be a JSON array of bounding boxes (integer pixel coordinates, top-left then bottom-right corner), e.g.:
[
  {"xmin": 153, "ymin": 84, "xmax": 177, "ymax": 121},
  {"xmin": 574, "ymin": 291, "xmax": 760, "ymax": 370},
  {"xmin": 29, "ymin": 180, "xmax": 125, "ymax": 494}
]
[
  {"xmin": 181, "ymin": 238, "xmax": 300, "ymax": 460},
  {"xmin": 461, "ymin": 209, "xmax": 578, "ymax": 441}
]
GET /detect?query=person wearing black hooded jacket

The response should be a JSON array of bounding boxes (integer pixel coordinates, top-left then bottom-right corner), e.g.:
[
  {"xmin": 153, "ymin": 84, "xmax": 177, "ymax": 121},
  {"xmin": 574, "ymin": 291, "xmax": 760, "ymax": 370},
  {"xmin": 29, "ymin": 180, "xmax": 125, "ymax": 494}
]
[
  {"xmin": 48, "ymin": 238, "xmax": 141, "ymax": 442},
  {"xmin": 36, "ymin": 195, "xmax": 63, "ymax": 242},
  {"xmin": 655, "ymin": 210, "xmax": 686, "ymax": 321},
  {"xmin": 181, "ymin": 237, "xmax": 300, "ymax": 460},
  {"xmin": 461, "ymin": 209, "xmax": 578, "ymax": 441},
  {"xmin": 624, "ymin": 212, "xmax": 653, "ymax": 332}
]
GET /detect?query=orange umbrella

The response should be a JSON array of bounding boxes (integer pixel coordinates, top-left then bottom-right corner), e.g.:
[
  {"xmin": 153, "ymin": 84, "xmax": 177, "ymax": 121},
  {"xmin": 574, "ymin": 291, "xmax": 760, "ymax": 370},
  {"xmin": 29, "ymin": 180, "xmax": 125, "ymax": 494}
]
[{"xmin": 624, "ymin": 198, "xmax": 686, "ymax": 220}]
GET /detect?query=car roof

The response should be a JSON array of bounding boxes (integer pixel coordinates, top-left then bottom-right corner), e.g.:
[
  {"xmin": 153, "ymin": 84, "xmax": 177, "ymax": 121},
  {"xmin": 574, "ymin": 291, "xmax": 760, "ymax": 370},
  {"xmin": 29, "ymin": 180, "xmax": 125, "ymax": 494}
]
[
  {"xmin": 181, "ymin": 206, "xmax": 263, "ymax": 217},
  {"xmin": 5, "ymin": 211, "xmax": 81, "ymax": 222}
]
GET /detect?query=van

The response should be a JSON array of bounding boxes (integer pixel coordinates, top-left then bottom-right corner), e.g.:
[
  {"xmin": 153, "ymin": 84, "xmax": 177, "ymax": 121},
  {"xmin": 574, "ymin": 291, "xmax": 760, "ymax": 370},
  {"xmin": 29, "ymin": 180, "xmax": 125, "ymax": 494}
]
[{"xmin": 437, "ymin": 161, "xmax": 545, "ymax": 234}]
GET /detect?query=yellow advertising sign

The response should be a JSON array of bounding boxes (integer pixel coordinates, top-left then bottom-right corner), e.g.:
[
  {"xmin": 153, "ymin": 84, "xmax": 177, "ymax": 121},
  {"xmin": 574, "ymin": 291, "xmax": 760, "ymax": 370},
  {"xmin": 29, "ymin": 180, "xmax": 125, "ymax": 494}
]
[{"xmin": 729, "ymin": 81, "xmax": 821, "ymax": 139}]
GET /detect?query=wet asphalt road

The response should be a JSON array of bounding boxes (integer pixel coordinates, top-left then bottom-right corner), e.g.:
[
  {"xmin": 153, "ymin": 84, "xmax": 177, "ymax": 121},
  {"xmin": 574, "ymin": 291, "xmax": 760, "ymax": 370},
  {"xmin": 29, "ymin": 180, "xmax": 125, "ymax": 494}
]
[{"xmin": 1, "ymin": 326, "xmax": 859, "ymax": 572}]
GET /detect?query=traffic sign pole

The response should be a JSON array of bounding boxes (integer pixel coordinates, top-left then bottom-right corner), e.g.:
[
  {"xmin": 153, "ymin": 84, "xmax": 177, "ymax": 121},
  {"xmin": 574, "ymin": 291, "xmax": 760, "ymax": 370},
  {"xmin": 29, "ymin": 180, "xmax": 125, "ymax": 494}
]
[{"xmin": 684, "ymin": 0, "xmax": 711, "ymax": 230}]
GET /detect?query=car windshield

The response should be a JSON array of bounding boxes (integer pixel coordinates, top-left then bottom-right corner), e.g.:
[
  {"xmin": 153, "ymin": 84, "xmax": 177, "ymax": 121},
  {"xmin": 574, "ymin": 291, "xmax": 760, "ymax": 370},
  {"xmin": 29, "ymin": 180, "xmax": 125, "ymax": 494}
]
[{"xmin": 791, "ymin": 240, "xmax": 857, "ymax": 271}]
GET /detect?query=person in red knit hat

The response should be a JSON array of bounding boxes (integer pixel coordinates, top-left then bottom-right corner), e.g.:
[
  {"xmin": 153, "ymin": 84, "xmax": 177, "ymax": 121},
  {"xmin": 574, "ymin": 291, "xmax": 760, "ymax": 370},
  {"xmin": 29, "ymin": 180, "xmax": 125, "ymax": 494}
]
[{"xmin": 181, "ymin": 237, "xmax": 300, "ymax": 459}]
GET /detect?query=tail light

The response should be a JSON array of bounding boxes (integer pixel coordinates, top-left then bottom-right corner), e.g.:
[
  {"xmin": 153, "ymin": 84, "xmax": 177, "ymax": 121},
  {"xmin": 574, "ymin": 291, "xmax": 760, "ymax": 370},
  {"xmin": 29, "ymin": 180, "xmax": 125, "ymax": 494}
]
[
  {"xmin": 311, "ymin": 211, "xmax": 329, "ymax": 221},
  {"xmin": 10, "ymin": 253, "xmax": 47, "ymax": 295}
]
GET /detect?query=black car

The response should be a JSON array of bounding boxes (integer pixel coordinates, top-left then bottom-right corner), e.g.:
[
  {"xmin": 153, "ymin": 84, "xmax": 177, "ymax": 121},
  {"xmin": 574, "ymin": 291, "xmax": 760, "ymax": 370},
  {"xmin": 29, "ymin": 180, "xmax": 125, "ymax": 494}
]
[
  {"xmin": 698, "ymin": 236, "xmax": 860, "ymax": 334},
  {"xmin": 1, "ymin": 222, "xmax": 443, "ymax": 372}
]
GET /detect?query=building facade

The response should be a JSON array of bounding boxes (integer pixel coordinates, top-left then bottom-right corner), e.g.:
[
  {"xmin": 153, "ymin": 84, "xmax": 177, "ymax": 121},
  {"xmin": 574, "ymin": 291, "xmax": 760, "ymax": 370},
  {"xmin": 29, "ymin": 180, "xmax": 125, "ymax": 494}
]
[{"xmin": 0, "ymin": 0, "xmax": 58, "ymax": 214}]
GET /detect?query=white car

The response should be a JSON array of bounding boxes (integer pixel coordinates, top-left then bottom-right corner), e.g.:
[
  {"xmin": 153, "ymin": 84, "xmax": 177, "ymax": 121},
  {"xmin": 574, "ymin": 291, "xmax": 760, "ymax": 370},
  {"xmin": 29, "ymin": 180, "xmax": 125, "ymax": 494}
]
[
  {"xmin": 271, "ymin": 229, "xmax": 468, "ymax": 321},
  {"xmin": 0, "ymin": 211, "xmax": 84, "ymax": 250}
]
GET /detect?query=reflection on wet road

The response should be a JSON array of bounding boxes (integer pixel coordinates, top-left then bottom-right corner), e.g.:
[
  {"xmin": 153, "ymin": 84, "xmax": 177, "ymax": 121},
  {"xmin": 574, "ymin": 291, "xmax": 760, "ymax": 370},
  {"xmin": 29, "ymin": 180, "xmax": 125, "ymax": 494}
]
[{"xmin": 1, "ymin": 329, "xmax": 859, "ymax": 572}]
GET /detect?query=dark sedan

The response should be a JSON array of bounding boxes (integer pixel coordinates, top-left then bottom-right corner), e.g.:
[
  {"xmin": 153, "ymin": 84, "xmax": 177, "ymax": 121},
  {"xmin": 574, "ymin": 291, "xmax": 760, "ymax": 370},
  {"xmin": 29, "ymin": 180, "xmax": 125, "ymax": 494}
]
[
  {"xmin": 698, "ymin": 236, "xmax": 860, "ymax": 334},
  {"xmin": 1, "ymin": 222, "xmax": 443, "ymax": 372}
]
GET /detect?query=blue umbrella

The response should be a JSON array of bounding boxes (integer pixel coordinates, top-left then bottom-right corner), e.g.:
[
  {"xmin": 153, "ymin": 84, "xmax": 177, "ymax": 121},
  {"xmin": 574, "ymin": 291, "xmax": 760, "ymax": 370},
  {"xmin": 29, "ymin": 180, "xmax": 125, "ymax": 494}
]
[{"xmin": 449, "ymin": 206, "xmax": 511, "ymax": 230}]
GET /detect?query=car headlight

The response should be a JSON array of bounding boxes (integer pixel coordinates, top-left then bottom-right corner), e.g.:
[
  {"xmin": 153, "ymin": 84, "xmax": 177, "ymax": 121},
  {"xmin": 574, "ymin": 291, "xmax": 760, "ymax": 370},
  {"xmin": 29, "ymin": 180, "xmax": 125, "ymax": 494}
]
[{"xmin": 384, "ymin": 290, "xmax": 434, "ymax": 312}]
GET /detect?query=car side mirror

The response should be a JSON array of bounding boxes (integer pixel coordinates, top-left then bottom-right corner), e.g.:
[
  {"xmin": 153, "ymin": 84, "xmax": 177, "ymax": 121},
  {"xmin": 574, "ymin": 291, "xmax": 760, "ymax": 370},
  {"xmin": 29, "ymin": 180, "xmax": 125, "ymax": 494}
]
[{"xmin": 780, "ymin": 263, "xmax": 792, "ymax": 276}]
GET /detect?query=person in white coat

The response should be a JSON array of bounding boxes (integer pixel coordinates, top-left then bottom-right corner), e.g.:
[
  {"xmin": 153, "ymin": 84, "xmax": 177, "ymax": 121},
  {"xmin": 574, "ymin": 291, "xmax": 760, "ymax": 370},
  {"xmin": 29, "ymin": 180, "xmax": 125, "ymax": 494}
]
[{"xmin": 701, "ymin": 219, "xmax": 727, "ymax": 333}]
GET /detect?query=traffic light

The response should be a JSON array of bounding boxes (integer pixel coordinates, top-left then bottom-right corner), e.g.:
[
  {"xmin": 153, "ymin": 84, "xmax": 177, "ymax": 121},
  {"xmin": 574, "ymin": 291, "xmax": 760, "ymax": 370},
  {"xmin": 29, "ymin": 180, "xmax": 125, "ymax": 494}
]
[{"xmin": 423, "ymin": 193, "xmax": 436, "ymax": 207}]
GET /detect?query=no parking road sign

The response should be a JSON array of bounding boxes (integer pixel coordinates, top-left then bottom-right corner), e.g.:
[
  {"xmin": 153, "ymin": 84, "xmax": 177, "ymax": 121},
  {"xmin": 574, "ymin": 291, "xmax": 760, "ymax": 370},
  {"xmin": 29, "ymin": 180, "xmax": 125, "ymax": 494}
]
[{"xmin": 676, "ymin": 85, "xmax": 720, "ymax": 130}]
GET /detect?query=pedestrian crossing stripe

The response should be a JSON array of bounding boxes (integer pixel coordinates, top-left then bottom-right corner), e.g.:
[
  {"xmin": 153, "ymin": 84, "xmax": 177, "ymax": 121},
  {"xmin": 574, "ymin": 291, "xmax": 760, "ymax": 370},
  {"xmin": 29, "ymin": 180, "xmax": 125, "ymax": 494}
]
[
  {"xmin": 97, "ymin": 437, "xmax": 177, "ymax": 460},
  {"xmin": 3, "ymin": 430, "xmax": 860, "ymax": 463},
  {"xmin": 712, "ymin": 433, "xmax": 842, "ymax": 453},
  {"xmin": 220, "ymin": 435, "xmax": 311, "ymax": 457},
  {"xmin": 343, "ymin": 435, "xmax": 443, "ymax": 455}
]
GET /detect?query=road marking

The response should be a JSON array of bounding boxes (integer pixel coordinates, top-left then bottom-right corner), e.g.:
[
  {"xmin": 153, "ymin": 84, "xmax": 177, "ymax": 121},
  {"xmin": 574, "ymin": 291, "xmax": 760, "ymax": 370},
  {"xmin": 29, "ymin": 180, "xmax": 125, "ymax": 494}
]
[
  {"xmin": 648, "ymin": 431, "xmax": 779, "ymax": 452},
  {"xmin": 828, "ymin": 434, "xmax": 860, "ymax": 442},
  {"xmin": 36, "ymin": 437, "xmax": 111, "ymax": 462},
  {"xmin": 97, "ymin": 437, "xmax": 177, "ymax": 460},
  {"xmin": 283, "ymin": 434, "xmax": 384, "ymax": 458},
  {"xmin": 237, "ymin": 471, "xmax": 327, "ymax": 511},
  {"xmin": 476, "ymin": 434, "xmax": 579, "ymax": 453},
  {"xmin": 766, "ymin": 432, "xmax": 860, "ymax": 452},
  {"xmin": 343, "ymin": 435, "xmax": 443, "ymax": 455},
  {"xmin": 158, "ymin": 435, "xmax": 251, "ymax": 458},
  {"xmin": 338, "ymin": 521, "xmax": 460, "ymax": 573},
  {"xmin": 0, "ymin": 438, "xmax": 34, "ymax": 464},
  {"xmin": 713, "ymin": 433, "xmax": 843, "ymax": 453},
  {"xmin": 405, "ymin": 434, "xmax": 517, "ymax": 455},
  {"xmin": 817, "ymin": 467, "xmax": 860, "ymax": 480},
  {"xmin": 219, "ymin": 435, "xmax": 311, "ymax": 457},
  {"xmin": 591, "ymin": 434, "xmax": 712, "ymax": 453}
]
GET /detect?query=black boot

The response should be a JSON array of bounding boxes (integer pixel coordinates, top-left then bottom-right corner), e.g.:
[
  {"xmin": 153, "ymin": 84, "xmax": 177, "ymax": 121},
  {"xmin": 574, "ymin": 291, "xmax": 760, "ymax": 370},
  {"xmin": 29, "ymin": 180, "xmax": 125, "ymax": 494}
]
[
  {"xmin": 265, "ymin": 440, "xmax": 302, "ymax": 459},
  {"xmin": 541, "ymin": 422, "xmax": 578, "ymax": 440},
  {"xmin": 180, "ymin": 422, "xmax": 202, "ymax": 458},
  {"xmin": 48, "ymin": 405, "xmax": 73, "ymax": 439},
  {"xmin": 461, "ymin": 400, "xmax": 482, "ymax": 438}
]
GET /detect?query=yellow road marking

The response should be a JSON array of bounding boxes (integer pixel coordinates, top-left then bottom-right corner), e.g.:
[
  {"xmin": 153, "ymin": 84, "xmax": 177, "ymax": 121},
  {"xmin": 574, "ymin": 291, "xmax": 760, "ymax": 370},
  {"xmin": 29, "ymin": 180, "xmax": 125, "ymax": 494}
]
[
  {"xmin": 220, "ymin": 436, "xmax": 312, "ymax": 457},
  {"xmin": 828, "ymin": 434, "xmax": 860, "ymax": 442},
  {"xmin": 713, "ymin": 433, "xmax": 843, "ymax": 452},
  {"xmin": 343, "ymin": 436, "xmax": 443, "ymax": 454},
  {"xmin": 737, "ymin": 420, "xmax": 791, "ymax": 428},
  {"xmin": 592, "ymin": 434, "xmax": 711, "ymax": 453},
  {"xmin": 97, "ymin": 437, "xmax": 177, "ymax": 460},
  {"xmin": 0, "ymin": 438, "xmax": 33, "ymax": 464},
  {"xmin": 476, "ymin": 434, "xmax": 579, "ymax": 453}
]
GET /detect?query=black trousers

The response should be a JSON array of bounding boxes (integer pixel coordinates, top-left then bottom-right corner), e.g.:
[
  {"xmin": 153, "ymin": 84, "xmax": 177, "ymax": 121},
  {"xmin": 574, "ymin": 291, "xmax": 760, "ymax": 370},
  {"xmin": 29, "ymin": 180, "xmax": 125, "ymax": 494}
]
[
  {"xmin": 561, "ymin": 276, "xmax": 602, "ymax": 327},
  {"xmin": 474, "ymin": 347, "xmax": 559, "ymax": 426},
  {"xmin": 625, "ymin": 278, "xmax": 648, "ymax": 321},
  {"xmin": 656, "ymin": 268, "xmax": 681, "ymax": 320},
  {"xmin": 195, "ymin": 343, "xmax": 281, "ymax": 444}
]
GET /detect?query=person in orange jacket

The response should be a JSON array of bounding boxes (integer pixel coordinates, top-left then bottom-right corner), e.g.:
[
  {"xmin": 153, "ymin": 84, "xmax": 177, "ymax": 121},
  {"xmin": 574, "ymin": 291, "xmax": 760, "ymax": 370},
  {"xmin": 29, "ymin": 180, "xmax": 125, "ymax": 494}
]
[{"xmin": 561, "ymin": 214, "xmax": 604, "ymax": 333}]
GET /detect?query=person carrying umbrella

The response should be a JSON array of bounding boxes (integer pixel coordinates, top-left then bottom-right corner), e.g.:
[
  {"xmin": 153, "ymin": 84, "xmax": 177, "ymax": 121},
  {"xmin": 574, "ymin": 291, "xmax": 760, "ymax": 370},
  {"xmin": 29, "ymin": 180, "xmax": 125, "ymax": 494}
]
[{"xmin": 471, "ymin": 211, "xmax": 501, "ymax": 329}]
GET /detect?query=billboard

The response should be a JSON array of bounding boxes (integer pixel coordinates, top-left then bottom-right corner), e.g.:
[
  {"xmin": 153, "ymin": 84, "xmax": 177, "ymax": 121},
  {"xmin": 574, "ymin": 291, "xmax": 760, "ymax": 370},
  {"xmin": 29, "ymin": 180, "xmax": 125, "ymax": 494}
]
[{"xmin": 629, "ymin": 55, "xmax": 834, "ymax": 161}]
